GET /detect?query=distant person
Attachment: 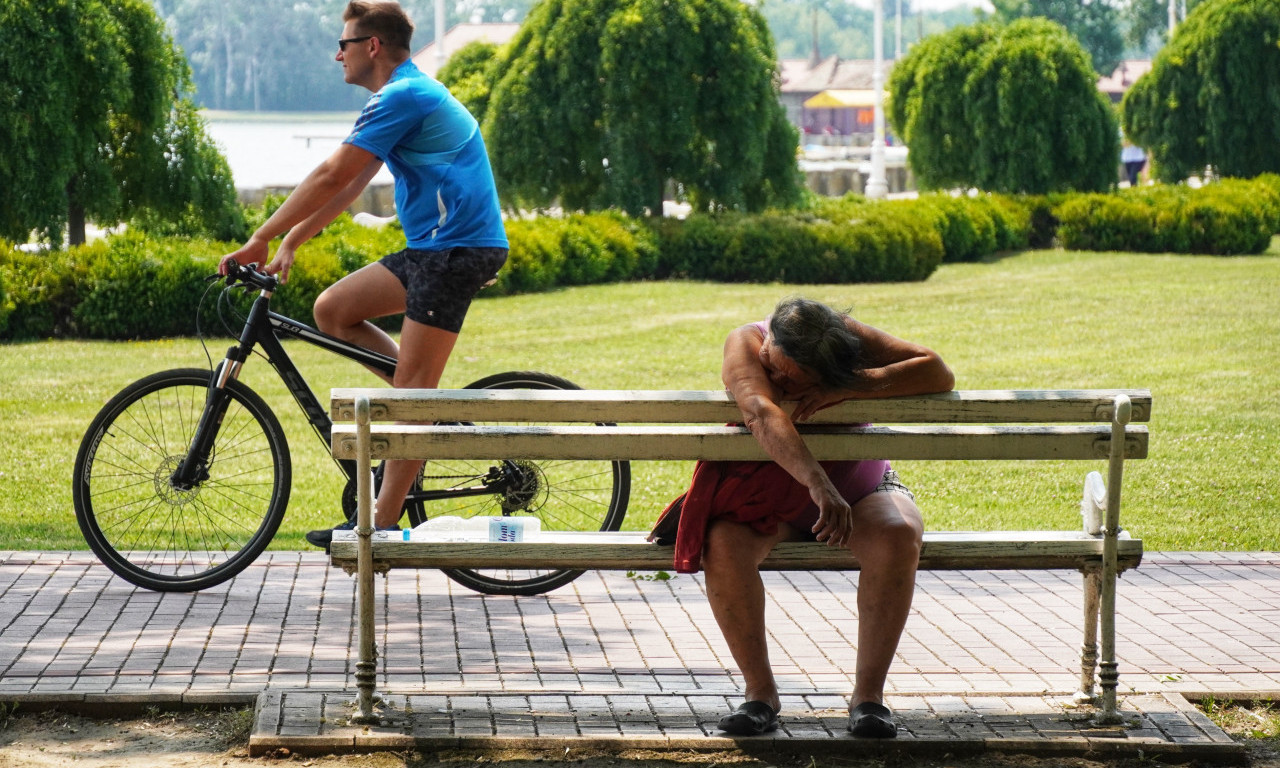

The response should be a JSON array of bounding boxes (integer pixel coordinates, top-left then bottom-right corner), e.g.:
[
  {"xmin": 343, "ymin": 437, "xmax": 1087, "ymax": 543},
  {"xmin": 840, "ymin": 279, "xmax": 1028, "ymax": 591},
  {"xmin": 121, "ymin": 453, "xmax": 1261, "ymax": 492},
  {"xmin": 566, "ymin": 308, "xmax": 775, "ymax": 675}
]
[
  {"xmin": 1121, "ymin": 141, "xmax": 1147, "ymax": 187},
  {"xmin": 650, "ymin": 297, "xmax": 954, "ymax": 738},
  {"xmin": 218, "ymin": 0, "xmax": 507, "ymax": 550}
]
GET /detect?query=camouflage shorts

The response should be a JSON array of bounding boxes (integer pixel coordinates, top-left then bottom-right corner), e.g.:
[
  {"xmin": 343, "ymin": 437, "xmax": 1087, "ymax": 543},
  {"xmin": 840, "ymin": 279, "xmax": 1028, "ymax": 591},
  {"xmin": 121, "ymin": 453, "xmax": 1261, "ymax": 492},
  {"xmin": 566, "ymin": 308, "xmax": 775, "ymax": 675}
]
[{"xmin": 378, "ymin": 246, "xmax": 508, "ymax": 332}]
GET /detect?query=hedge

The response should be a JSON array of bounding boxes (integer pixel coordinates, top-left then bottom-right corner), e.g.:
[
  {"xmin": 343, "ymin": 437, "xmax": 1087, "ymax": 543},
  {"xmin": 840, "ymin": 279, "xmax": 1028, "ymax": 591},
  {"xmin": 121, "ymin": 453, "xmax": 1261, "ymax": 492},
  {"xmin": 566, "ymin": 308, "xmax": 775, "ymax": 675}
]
[
  {"xmin": 655, "ymin": 204, "xmax": 946, "ymax": 284},
  {"xmin": 1056, "ymin": 177, "xmax": 1280, "ymax": 254},
  {"xmin": 3, "ymin": 178, "xmax": 1277, "ymax": 341}
]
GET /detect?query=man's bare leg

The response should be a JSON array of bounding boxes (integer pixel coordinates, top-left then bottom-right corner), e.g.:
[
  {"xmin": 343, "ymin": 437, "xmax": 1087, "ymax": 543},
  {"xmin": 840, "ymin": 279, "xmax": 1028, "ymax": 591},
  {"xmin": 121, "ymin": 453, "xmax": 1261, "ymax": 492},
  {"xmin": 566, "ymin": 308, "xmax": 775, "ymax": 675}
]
[
  {"xmin": 372, "ymin": 317, "xmax": 458, "ymax": 528},
  {"xmin": 313, "ymin": 262, "xmax": 407, "ymax": 385},
  {"xmin": 312, "ymin": 263, "xmax": 460, "ymax": 527}
]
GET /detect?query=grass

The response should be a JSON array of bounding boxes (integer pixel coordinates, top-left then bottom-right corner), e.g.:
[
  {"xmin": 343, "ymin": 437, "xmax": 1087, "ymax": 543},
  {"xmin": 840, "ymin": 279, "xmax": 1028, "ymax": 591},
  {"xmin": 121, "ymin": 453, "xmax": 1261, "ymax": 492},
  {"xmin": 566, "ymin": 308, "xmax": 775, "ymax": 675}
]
[{"xmin": 1, "ymin": 247, "xmax": 1278, "ymax": 551}]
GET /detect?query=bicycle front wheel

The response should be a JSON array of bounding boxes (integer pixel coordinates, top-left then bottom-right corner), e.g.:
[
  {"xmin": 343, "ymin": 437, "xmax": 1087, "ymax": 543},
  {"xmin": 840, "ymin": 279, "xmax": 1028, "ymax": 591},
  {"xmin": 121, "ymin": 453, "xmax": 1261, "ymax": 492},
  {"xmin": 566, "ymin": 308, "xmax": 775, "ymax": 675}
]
[
  {"xmin": 417, "ymin": 371, "xmax": 630, "ymax": 596},
  {"xmin": 73, "ymin": 368, "xmax": 291, "ymax": 592}
]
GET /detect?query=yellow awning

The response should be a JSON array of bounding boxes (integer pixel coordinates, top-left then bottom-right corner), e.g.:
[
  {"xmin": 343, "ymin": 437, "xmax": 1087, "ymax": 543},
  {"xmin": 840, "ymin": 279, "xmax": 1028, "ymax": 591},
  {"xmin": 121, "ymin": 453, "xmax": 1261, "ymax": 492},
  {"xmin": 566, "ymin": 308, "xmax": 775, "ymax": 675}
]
[{"xmin": 803, "ymin": 89, "xmax": 877, "ymax": 109}]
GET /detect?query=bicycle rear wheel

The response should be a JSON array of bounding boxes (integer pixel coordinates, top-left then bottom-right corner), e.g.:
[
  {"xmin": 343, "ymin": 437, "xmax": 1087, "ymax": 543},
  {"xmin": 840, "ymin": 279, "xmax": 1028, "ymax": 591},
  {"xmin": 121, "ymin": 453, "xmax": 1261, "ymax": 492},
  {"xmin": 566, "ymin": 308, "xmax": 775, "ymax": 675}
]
[
  {"xmin": 73, "ymin": 368, "xmax": 291, "ymax": 591},
  {"xmin": 416, "ymin": 371, "xmax": 630, "ymax": 596}
]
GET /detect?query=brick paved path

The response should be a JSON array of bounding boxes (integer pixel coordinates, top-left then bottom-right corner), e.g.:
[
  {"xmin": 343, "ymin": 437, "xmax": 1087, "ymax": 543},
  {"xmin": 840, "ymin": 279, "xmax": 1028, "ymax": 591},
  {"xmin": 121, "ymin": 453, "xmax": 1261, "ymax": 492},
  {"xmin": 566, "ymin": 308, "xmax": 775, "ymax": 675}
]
[{"xmin": 3, "ymin": 551, "xmax": 1279, "ymax": 701}]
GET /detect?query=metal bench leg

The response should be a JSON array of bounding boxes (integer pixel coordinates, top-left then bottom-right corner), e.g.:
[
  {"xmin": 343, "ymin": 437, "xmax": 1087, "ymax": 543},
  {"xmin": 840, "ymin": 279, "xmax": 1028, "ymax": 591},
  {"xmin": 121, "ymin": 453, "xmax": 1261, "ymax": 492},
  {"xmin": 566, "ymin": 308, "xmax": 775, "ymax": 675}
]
[
  {"xmin": 1095, "ymin": 394, "xmax": 1131, "ymax": 725},
  {"xmin": 1075, "ymin": 568, "xmax": 1101, "ymax": 704},
  {"xmin": 351, "ymin": 395, "xmax": 381, "ymax": 725}
]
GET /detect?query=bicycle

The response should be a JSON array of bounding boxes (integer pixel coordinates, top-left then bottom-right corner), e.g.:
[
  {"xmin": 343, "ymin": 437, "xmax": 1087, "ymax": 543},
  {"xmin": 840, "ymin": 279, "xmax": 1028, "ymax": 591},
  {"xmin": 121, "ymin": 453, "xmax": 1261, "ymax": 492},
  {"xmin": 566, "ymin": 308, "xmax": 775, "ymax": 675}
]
[{"xmin": 72, "ymin": 260, "xmax": 631, "ymax": 595}]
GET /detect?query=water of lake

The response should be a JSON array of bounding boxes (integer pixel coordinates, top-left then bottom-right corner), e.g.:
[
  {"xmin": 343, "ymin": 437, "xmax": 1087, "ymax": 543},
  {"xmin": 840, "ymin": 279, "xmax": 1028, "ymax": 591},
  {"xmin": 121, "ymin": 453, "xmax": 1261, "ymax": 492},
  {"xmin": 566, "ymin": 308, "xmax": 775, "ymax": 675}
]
[{"xmin": 203, "ymin": 112, "xmax": 394, "ymax": 190}]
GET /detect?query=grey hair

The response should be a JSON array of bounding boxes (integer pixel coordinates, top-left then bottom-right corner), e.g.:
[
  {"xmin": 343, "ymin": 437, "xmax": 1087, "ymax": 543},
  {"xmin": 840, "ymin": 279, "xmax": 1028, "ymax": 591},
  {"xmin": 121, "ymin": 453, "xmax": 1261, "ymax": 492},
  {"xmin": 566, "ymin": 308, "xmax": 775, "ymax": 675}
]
[{"xmin": 768, "ymin": 297, "xmax": 867, "ymax": 390}]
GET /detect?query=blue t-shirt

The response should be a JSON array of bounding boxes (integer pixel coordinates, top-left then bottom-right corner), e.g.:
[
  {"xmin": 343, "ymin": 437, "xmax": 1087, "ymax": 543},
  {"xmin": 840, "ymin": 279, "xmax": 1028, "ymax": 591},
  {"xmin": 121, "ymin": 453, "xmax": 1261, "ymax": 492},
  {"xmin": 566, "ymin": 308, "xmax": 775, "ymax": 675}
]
[{"xmin": 345, "ymin": 60, "xmax": 507, "ymax": 251}]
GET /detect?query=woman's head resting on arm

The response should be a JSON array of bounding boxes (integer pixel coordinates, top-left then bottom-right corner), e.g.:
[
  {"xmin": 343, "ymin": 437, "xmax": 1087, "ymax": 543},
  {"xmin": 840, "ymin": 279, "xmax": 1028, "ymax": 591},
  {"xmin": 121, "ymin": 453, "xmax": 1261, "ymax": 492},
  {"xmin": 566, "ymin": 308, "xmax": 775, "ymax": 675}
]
[{"xmin": 766, "ymin": 297, "xmax": 867, "ymax": 391}]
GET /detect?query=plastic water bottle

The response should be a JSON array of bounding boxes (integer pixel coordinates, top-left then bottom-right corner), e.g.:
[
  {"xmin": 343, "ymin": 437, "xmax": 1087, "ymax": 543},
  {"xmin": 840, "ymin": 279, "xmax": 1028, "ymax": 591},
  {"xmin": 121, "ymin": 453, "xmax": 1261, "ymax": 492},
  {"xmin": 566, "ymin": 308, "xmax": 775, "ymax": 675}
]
[
  {"xmin": 1080, "ymin": 471, "xmax": 1106, "ymax": 535},
  {"xmin": 488, "ymin": 516, "xmax": 541, "ymax": 542},
  {"xmin": 410, "ymin": 515, "xmax": 540, "ymax": 542}
]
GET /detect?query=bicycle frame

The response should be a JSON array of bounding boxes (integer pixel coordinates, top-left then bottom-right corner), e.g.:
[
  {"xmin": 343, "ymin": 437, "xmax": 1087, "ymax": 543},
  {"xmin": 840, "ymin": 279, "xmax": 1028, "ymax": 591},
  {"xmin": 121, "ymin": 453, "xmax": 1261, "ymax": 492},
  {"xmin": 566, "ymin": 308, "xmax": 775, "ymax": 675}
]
[{"xmin": 171, "ymin": 269, "xmax": 513, "ymax": 505}]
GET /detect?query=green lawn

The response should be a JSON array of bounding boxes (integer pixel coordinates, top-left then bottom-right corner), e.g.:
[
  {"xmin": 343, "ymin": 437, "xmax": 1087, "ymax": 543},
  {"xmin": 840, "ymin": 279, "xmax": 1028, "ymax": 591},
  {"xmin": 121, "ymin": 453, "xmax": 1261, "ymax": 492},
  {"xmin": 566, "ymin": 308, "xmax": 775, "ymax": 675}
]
[{"xmin": 2, "ymin": 248, "xmax": 1277, "ymax": 552}]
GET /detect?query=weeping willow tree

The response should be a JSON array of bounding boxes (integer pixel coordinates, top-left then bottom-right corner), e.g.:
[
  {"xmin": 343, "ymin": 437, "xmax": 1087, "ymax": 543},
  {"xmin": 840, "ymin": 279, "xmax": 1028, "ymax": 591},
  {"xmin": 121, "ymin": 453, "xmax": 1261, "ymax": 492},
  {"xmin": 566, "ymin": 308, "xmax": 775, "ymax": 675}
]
[
  {"xmin": 0, "ymin": 0, "xmax": 241, "ymax": 245},
  {"xmin": 889, "ymin": 18, "xmax": 1117, "ymax": 194},
  {"xmin": 1121, "ymin": 0, "xmax": 1280, "ymax": 182},
  {"xmin": 482, "ymin": 0, "xmax": 802, "ymax": 216}
]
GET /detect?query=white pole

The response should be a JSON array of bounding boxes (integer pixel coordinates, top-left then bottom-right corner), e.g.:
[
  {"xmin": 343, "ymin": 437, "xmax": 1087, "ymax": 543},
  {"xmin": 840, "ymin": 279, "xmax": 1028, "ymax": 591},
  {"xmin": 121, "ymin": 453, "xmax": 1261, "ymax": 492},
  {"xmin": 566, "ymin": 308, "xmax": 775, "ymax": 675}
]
[
  {"xmin": 436, "ymin": 0, "xmax": 447, "ymax": 71},
  {"xmin": 866, "ymin": 0, "xmax": 889, "ymax": 199},
  {"xmin": 1168, "ymin": 0, "xmax": 1176, "ymax": 35},
  {"xmin": 895, "ymin": 0, "xmax": 902, "ymax": 59}
]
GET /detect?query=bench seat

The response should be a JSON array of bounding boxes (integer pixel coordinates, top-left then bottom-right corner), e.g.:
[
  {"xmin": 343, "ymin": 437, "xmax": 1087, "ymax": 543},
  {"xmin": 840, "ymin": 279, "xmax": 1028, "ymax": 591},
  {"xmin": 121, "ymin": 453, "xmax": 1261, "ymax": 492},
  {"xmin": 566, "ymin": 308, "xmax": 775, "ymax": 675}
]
[{"xmin": 330, "ymin": 530, "xmax": 1142, "ymax": 572}]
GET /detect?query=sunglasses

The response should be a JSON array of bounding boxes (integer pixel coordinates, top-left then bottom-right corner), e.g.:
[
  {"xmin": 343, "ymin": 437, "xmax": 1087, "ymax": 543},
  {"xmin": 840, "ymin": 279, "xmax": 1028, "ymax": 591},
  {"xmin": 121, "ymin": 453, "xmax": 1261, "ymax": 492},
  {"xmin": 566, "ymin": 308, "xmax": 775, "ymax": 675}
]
[{"xmin": 338, "ymin": 35, "xmax": 374, "ymax": 52}]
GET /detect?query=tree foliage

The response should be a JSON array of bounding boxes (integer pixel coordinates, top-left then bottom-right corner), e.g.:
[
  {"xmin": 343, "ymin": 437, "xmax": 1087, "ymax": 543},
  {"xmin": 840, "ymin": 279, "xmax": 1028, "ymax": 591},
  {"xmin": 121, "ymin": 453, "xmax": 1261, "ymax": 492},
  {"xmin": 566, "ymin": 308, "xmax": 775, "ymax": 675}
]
[
  {"xmin": 889, "ymin": 18, "xmax": 1118, "ymax": 194},
  {"xmin": 151, "ymin": 0, "xmax": 538, "ymax": 111},
  {"xmin": 1121, "ymin": 0, "xmax": 1280, "ymax": 182},
  {"xmin": 0, "ymin": 0, "xmax": 242, "ymax": 244},
  {"xmin": 483, "ymin": 0, "xmax": 802, "ymax": 216},
  {"xmin": 435, "ymin": 41, "xmax": 501, "ymax": 125},
  {"xmin": 988, "ymin": 0, "xmax": 1123, "ymax": 76},
  {"xmin": 1121, "ymin": 0, "xmax": 1209, "ymax": 50}
]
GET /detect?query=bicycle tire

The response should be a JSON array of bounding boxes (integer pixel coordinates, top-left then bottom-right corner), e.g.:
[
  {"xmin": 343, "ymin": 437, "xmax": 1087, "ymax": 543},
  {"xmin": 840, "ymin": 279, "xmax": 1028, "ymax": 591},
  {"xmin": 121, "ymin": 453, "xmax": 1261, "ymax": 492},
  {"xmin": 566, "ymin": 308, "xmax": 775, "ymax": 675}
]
[
  {"xmin": 421, "ymin": 370, "xmax": 631, "ymax": 596},
  {"xmin": 73, "ymin": 368, "xmax": 291, "ymax": 592}
]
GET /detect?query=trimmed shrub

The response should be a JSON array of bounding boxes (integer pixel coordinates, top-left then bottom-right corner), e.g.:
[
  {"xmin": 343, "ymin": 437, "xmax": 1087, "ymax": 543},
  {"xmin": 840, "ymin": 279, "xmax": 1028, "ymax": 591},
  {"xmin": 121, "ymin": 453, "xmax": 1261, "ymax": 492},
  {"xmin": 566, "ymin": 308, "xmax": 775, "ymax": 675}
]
[
  {"xmin": 1056, "ymin": 178, "xmax": 1278, "ymax": 254},
  {"xmin": 0, "ymin": 245, "xmax": 92, "ymax": 339},
  {"xmin": 912, "ymin": 194, "xmax": 997, "ymax": 263},
  {"xmin": 0, "ymin": 256, "xmax": 10, "ymax": 337},
  {"xmin": 1056, "ymin": 195, "xmax": 1156, "ymax": 252},
  {"xmin": 71, "ymin": 234, "xmax": 220, "ymax": 339},
  {"xmin": 656, "ymin": 204, "xmax": 943, "ymax": 284},
  {"xmin": 1254, "ymin": 174, "xmax": 1280, "ymax": 232},
  {"xmin": 497, "ymin": 218, "xmax": 569, "ymax": 295}
]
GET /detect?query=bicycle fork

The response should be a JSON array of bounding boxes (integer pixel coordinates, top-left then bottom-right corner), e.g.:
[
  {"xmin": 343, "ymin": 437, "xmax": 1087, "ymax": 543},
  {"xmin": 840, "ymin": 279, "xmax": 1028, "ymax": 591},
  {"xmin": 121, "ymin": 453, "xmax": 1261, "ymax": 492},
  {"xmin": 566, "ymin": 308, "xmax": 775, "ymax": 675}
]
[
  {"xmin": 169, "ymin": 352, "xmax": 248, "ymax": 490},
  {"xmin": 170, "ymin": 292, "xmax": 268, "ymax": 490}
]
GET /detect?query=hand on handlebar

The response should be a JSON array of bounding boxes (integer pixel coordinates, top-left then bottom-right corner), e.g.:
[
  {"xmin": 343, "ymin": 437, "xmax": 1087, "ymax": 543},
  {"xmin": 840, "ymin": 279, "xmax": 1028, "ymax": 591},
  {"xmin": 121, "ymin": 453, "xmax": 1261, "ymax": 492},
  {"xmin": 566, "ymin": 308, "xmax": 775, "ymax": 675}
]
[
  {"xmin": 219, "ymin": 237, "xmax": 269, "ymax": 277},
  {"xmin": 268, "ymin": 245, "xmax": 296, "ymax": 284},
  {"xmin": 219, "ymin": 237, "xmax": 295, "ymax": 284}
]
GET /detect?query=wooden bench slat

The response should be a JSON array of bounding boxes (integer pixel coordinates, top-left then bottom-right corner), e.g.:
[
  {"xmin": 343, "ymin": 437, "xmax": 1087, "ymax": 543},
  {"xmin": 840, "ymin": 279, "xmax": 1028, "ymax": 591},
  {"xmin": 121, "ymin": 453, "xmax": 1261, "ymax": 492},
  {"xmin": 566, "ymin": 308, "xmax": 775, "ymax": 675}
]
[
  {"xmin": 332, "ymin": 423, "xmax": 1149, "ymax": 462},
  {"xmin": 329, "ymin": 531, "xmax": 1143, "ymax": 572},
  {"xmin": 331, "ymin": 388, "xmax": 1152, "ymax": 424}
]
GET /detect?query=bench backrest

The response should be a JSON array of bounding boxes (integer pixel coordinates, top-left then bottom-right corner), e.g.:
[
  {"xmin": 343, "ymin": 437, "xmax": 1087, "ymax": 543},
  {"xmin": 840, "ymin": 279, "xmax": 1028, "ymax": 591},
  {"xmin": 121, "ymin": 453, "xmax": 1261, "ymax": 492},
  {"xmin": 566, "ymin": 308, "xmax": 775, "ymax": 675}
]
[
  {"xmin": 332, "ymin": 388, "xmax": 1151, "ymax": 424},
  {"xmin": 329, "ymin": 389, "xmax": 1151, "ymax": 464}
]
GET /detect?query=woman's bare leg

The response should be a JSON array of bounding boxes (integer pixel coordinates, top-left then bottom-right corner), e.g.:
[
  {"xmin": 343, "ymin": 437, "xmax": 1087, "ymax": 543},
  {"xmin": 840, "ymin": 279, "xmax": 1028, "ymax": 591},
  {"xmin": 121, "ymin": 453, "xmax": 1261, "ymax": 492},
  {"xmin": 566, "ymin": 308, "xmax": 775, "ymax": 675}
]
[
  {"xmin": 702, "ymin": 520, "xmax": 794, "ymax": 712},
  {"xmin": 843, "ymin": 491, "xmax": 923, "ymax": 707}
]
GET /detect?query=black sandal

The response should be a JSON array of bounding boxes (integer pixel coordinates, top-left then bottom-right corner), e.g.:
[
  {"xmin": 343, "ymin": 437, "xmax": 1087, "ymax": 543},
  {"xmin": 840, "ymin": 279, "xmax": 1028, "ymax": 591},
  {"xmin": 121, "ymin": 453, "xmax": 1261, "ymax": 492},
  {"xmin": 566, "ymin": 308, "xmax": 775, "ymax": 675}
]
[
  {"xmin": 717, "ymin": 701, "xmax": 779, "ymax": 736},
  {"xmin": 847, "ymin": 701, "xmax": 897, "ymax": 738}
]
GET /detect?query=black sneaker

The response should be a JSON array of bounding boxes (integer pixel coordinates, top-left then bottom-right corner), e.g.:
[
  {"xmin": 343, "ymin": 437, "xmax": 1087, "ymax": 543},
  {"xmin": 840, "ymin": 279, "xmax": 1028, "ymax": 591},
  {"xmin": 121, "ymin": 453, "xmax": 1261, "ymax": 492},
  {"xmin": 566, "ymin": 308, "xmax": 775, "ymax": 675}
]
[{"xmin": 306, "ymin": 518, "xmax": 400, "ymax": 553}]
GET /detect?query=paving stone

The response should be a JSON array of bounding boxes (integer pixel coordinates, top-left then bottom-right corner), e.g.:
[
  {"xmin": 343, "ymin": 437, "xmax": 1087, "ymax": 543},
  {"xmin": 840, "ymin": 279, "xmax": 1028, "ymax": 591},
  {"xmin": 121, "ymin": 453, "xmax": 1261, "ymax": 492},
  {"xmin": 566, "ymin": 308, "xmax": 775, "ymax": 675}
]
[{"xmin": 2, "ymin": 551, "xmax": 1275, "ymax": 763}]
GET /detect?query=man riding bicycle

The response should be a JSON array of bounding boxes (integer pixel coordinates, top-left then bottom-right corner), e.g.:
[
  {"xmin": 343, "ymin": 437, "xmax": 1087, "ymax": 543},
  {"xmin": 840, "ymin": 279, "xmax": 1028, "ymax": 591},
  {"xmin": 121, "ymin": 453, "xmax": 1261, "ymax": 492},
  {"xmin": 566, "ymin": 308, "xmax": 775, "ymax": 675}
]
[{"xmin": 219, "ymin": 0, "xmax": 508, "ymax": 549}]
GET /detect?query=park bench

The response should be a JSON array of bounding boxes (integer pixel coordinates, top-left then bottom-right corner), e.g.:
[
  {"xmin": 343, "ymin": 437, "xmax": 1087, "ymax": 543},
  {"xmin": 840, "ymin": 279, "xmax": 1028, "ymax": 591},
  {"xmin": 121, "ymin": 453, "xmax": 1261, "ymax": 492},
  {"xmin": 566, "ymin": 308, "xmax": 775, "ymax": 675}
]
[{"xmin": 329, "ymin": 387, "xmax": 1150, "ymax": 727}]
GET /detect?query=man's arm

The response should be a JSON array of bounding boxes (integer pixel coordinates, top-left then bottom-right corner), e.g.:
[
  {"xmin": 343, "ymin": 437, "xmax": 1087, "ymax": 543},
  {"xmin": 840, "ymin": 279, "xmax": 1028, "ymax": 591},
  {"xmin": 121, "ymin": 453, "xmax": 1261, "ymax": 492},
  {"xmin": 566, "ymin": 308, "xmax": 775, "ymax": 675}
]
[
  {"xmin": 263, "ymin": 158, "xmax": 385, "ymax": 283},
  {"xmin": 219, "ymin": 143, "xmax": 382, "ymax": 275},
  {"xmin": 281, "ymin": 157, "xmax": 384, "ymax": 249}
]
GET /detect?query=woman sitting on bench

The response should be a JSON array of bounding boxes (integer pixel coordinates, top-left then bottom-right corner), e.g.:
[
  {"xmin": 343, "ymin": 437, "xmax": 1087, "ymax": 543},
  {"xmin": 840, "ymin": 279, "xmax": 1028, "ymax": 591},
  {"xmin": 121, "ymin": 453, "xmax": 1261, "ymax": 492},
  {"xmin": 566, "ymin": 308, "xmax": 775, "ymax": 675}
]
[{"xmin": 657, "ymin": 297, "xmax": 954, "ymax": 738}]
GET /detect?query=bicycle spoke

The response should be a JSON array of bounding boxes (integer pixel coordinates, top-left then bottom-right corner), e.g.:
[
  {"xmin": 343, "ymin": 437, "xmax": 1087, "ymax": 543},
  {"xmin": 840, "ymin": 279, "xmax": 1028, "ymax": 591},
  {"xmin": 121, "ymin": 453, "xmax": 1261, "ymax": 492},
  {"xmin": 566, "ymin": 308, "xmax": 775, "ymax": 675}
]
[{"xmin": 75, "ymin": 370, "xmax": 290, "ymax": 591}]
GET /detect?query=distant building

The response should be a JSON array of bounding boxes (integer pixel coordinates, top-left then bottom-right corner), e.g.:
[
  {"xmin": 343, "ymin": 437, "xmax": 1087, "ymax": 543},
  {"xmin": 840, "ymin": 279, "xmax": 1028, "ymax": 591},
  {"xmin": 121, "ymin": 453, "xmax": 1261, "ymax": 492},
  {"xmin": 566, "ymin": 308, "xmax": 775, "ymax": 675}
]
[
  {"xmin": 1097, "ymin": 59, "xmax": 1153, "ymax": 103},
  {"xmin": 781, "ymin": 57, "xmax": 894, "ymax": 144},
  {"xmin": 411, "ymin": 22, "xmax": 520, "ymax": 79}
]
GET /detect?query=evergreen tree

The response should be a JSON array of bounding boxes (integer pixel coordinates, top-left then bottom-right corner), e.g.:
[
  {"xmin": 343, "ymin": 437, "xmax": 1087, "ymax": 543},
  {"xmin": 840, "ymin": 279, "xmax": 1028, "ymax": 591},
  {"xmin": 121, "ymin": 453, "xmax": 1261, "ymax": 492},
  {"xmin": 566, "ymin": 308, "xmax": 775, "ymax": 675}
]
[{"xmin": 989, "ymin": 0, "xmax": 1124, "ymax": 76}]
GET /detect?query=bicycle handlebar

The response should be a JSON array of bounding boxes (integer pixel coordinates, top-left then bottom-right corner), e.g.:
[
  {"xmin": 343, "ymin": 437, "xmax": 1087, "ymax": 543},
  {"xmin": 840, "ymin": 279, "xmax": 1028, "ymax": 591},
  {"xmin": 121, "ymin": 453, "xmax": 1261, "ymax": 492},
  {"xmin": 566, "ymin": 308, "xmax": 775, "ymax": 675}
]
[{"xmin": 220, "ymin": 259, "xmax": 279, "ymax": 292}]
